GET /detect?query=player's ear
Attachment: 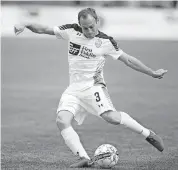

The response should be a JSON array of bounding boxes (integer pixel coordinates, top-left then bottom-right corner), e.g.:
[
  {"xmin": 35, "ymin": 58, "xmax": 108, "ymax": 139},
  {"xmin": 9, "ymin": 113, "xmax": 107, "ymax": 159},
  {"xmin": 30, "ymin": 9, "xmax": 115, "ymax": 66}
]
[
  {"xmin": 96, "ymin": 18, "xmax": 100, "ymax": 27},
  {"xmin": 96, "ymin": 18, "xmax": 99, "ymax": 24}
]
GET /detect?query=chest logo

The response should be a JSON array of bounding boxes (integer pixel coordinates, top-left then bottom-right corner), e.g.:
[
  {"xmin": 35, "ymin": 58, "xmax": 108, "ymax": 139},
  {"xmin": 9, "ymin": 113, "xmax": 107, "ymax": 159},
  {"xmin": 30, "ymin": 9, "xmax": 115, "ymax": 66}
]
[
  {"xmin": 95, "ymin": 39, "xmax": 102, "ymax": 48},
  {"xmin": 69, "ymin": 42, "xmax": 96, "ymax": 59},
  {"xmin": 69, "ymin": 42, "xmax": 81, "ymax": 55}
]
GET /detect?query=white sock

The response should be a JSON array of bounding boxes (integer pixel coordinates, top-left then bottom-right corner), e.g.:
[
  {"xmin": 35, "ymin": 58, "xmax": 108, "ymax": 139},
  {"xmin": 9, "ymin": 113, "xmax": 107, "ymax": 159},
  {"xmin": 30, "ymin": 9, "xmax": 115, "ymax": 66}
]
[
  {"xmin": 61, "ymin": 126, "xmax": 90, "ymax": 159},
  {"xmin": 120, "ymin": 112, "xmax": 150, "ymax": 138}
]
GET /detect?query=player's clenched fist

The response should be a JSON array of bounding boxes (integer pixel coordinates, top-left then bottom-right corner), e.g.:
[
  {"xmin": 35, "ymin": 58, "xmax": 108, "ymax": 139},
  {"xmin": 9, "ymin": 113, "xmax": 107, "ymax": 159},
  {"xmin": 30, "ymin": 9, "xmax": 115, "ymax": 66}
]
[{"xmin": 14, "ymin": 24, "xmax": 25, "ymax": 35}]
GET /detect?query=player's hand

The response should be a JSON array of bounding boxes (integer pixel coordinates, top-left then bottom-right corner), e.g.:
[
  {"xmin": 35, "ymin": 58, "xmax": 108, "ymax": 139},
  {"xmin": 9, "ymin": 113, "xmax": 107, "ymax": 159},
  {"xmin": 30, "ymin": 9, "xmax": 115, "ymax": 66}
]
[
  {"xmin": 14, "ymin": 24, "xmax": 25, "ymax": 35},
  {"xmin": 152, "ymin": 69, "xmax": 168, "ymax": 79}
]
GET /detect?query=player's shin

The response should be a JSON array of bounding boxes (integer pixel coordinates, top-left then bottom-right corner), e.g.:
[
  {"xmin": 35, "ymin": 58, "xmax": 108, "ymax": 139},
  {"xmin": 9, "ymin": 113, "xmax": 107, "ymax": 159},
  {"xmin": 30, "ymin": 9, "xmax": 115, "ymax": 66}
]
[
  {"xmin": 120, "ymin": 112, "xmax": 150, "ymax": 138},
  {"xmin": 61, "ymin": 126, "xmax": 90, "ymax": 159}
]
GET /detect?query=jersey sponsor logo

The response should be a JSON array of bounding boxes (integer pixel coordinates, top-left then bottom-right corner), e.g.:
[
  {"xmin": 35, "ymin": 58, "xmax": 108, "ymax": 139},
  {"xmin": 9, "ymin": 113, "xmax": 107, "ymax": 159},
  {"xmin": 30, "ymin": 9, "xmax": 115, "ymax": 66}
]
[
  {"xmin": 79, "ymin": 46, "xmax": 96, "ymax": 59},
  {"xmin": 69, "ymin": 42, "xmax": 81, "ymax": 55},
  {"xmin": 69, "ymin": 42, "xmax": 96, "ymax": 59}
]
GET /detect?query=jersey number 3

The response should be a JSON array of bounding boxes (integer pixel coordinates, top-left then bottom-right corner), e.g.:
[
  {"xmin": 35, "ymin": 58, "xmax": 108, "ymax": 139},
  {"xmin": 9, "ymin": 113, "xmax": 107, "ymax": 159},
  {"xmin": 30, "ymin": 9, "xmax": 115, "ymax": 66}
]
[{"xmin": 94, "ymin": 92, "xmax": 101, "ymax": 102}]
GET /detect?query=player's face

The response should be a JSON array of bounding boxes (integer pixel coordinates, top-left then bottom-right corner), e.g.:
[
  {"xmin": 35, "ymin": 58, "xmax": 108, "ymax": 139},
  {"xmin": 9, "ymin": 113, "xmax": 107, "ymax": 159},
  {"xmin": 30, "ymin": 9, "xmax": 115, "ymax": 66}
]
[{"xmin": 79, "ymin": 15, "xmax": 99, "ymax": 39}]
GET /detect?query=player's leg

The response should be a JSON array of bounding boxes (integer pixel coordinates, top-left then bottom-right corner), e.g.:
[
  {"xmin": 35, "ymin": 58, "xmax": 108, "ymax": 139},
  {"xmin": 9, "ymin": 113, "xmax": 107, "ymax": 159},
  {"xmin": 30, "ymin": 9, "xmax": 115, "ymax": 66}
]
[
  {"xmin": 56, "ymin": 94, "xmax": 92, "ymax": 168},
  {"xmin": 56, "ymin": 110, "xmax": 90, "ymax": 159},
  {"xmin": 101, "ymin": 110, "xmax": 164, "ymax": 152},
  {"xmin": 101, "ymin": 111, "xmax": 150, "ymax": 137},
  {"xmin": 89, "ymin": 85, "xmax": 164, "ymax": 152}
]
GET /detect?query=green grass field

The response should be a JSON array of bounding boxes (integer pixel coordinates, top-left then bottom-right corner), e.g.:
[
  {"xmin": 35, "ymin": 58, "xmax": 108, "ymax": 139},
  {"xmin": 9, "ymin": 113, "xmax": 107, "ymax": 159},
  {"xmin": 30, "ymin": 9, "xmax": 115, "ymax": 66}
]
[{"xmin": 1, "ymin": 37, "xmax": 178, "ymax": 170}]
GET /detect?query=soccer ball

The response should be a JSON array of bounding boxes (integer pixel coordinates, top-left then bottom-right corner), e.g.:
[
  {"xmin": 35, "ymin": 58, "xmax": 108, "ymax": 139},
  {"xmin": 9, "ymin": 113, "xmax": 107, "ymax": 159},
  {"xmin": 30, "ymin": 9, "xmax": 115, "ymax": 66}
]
[{"xmin": 94, "ymin": 144, "xmax": 119, "ymax": 168}]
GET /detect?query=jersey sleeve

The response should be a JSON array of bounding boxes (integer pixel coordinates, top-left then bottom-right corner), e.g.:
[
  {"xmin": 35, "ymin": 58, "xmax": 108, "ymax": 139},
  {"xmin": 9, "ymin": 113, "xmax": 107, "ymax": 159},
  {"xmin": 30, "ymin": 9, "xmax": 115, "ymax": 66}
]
[
  {"xmin": 104, "ymin": 38, "xmax": 123, "ymax": 60},
  {"xmin": 53, "ymin": 24, "xmax": 72, "ymax": 40}
]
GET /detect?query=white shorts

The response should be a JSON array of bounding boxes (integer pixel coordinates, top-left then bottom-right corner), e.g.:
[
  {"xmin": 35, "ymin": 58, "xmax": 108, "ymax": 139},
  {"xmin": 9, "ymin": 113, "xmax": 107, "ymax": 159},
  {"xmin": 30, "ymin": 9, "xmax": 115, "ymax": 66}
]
[{"xmin": 57, "ymin": 84, "xmax": 116, "ymax": 125}]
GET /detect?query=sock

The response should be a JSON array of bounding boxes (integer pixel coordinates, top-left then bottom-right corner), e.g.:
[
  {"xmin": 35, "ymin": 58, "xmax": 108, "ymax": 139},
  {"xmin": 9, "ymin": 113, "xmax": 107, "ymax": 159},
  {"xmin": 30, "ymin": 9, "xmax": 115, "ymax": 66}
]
[
  {"xmin": 120, "ymin": 112, "xmax": 150, "ymax": 138},
  {"xmin": 61, "ymin": 126, "xmax": 90, "ymax": 159}
]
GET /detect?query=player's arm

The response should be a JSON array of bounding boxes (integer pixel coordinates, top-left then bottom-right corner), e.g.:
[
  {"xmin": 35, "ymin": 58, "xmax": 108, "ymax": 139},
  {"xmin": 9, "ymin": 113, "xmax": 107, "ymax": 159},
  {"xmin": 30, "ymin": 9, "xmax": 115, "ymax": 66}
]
[
  {"xmin": 14, "ymin": 23, "xmax": 54, "ymax": 35},
  {"xmin": 118, "ymin": 52, "xmax": 168, "ymax": 79}
]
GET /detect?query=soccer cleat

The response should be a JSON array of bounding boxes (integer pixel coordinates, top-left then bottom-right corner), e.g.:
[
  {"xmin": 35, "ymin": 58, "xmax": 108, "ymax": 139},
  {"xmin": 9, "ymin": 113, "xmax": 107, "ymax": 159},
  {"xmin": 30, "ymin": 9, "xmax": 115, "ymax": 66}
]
[
  {"xmin": 70, "ymin": 157, "xmax": 93, "ymax": 168},
  {"xmin": 146, "ymin": 130, "xmax": 164, "ymax": 152}
]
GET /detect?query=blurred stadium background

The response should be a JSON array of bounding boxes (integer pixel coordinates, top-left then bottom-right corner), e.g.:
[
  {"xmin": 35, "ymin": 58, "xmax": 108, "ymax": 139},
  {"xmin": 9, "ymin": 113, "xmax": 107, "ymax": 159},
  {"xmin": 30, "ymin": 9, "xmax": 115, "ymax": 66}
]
[
  {"xmin": 1, "ymin": 0, "xmax": 178, "ymax": 39},
  {"xmin": 1, "ymin": 1, "xmax": 178, "ymax": 170}
]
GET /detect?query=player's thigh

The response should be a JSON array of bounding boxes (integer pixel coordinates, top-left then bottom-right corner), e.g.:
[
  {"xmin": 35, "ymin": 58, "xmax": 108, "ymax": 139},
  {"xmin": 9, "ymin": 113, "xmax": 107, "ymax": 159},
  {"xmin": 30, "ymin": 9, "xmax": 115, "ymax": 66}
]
[
  {"xmin": 56, "ymin": 94, "xmax": 87, "ymax": 125},
  {"xmin": 100, "ymin": 110, "xmax": 121, "ymax": 125},
  {"xmin": 56, "ymin": 110, "xmax": 74, "ymax": 125},
  {"xmin": 83, "ymin": 85, "xmax": 116, "ymax": 116}
]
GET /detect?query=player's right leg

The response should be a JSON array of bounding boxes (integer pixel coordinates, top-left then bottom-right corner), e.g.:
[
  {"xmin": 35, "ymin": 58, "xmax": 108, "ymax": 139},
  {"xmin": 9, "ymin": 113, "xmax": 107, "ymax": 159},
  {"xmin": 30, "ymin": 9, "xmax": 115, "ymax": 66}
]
[
  {"xmin": 56, "ymin": 110, "xmax": 90, "ymax": 160},
  {"xmin": 56, "ymin": 94, "xmax": 92, "ymax": 168}
]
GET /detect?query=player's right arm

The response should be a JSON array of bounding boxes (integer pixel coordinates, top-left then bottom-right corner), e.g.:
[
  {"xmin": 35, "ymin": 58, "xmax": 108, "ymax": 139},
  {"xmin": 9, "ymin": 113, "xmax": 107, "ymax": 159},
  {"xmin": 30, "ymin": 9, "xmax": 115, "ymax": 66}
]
[{"xmin": 14, "ymin": 23, "xmax": 55, "ymax": 35}]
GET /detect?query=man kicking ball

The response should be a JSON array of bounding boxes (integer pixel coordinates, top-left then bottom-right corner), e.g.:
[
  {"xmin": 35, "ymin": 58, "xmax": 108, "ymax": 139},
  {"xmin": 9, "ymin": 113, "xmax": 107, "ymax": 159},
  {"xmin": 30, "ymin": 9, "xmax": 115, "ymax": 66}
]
[{"xmin": 15, "ymin": 7, "xmax": 167, "ymax": 168}]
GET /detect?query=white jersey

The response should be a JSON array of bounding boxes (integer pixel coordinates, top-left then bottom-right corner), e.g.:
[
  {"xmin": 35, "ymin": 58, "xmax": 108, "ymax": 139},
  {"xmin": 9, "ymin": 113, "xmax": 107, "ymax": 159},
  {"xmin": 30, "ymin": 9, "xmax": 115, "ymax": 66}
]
[{"xmin": 54, "ymin": 24, "xmax": 123, "ymax": 91}]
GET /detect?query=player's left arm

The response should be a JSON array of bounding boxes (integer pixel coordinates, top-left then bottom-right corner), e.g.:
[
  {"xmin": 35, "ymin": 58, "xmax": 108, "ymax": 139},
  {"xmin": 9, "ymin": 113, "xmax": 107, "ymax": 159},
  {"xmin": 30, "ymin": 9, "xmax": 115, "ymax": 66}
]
[{"xmin": 118, "ymin": 52, "xmax": 168, "ymax": 79}]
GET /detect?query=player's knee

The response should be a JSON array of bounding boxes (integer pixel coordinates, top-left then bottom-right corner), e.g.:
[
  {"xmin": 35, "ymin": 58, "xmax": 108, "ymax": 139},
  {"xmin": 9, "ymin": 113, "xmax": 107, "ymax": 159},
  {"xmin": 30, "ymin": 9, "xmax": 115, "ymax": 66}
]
[
  {"xmin": 101, "ymin": 110, "xmax": 121, "ymax": 125},
  {"xmin": 56, "ymin": 110, "xmax": 74, "ymax": 130}
]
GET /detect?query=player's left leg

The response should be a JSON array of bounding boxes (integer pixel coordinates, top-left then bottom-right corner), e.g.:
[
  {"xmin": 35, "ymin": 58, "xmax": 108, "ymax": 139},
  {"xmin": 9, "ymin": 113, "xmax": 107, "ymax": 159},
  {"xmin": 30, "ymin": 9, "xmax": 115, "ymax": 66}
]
[
  {"xmin": 89, "ymin": 85, "xmax": 151, "ymax": 138},
  {"xmin": 87, "ymin": 85, "xmax": 164, "ymax": 152},
  {"xmin": 101, "ymin": 110, "xmax": 164, "ymax": 152},
  {"xmin": 101, "ymin": 111, "xmax": 150, "ymax": 137}
]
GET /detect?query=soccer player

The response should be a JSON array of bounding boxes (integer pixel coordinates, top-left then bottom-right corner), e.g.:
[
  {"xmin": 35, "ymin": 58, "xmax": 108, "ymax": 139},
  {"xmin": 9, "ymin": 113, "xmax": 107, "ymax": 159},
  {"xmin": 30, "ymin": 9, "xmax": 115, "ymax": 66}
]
[{"xmin": 15, "ymin": 8, "xmax": 167, "ymax": 168}]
